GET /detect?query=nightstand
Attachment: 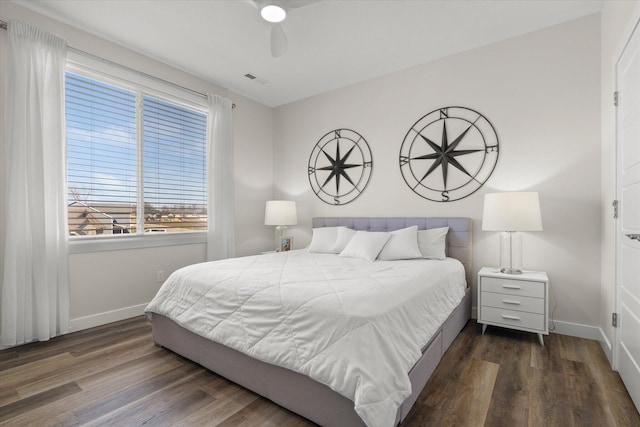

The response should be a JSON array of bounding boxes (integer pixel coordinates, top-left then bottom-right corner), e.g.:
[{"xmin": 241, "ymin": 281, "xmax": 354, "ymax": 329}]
[{"xmin": 477, "ymin": 267, "xmax": 549, "ymax": 346}]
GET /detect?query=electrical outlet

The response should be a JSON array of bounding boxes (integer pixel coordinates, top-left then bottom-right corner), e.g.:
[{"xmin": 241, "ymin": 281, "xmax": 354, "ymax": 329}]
[{"xmin": 156, "ymin": 270, "xmax": 165, "ymax": 283}]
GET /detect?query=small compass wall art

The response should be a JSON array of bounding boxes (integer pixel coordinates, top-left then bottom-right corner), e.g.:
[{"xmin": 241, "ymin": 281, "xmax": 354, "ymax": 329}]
[
  {"xmin": 308, "ymin": 128, "xmax": 373, "ymax": 205},
  {"xmin": 399, "ymin": 106, "xmax": 499, "ymax": 202}
]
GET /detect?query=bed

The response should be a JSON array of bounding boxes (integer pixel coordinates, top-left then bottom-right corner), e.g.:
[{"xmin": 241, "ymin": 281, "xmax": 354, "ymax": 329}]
[{"xmin": 146, "ymin": 217, "xmax": 472, "ymax": 426}]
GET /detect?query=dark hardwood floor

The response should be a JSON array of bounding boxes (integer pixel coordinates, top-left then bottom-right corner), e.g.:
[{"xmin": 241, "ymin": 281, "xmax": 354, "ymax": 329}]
[{"xmin": 0, "ymin": 316, "xmax": 638, "ymax": 426}]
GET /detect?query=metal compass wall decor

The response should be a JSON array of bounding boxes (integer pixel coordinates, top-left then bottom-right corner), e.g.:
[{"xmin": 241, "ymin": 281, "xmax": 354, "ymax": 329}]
[
  {"xmin": 399, "ymin": 106, "xmax": 499, "ymax": 202},
  {"xmin": 308, "ymin": 128, "xmax": 373, "ymax": 205}
]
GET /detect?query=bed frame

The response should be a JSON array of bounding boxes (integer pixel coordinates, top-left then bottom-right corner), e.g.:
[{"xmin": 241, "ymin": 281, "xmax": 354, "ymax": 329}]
[{"xmin": 151, "ymin": 217, "xmax": 472, "ymax": 426}]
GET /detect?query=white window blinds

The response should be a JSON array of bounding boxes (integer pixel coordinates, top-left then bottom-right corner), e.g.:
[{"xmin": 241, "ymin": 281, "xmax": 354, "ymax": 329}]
[
  {"xmin": 143, "ymin": 95, "xmax": 207, "ymax": 232},
  {"xmin": 66, "ymin": 71, "xmax": 208, "ymax": 237}
]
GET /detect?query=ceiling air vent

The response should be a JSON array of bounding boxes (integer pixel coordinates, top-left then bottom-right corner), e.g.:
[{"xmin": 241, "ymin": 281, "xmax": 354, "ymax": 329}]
[{"xmin": 244, "ymin": 73, "xmax": 268, "ymax": 85}]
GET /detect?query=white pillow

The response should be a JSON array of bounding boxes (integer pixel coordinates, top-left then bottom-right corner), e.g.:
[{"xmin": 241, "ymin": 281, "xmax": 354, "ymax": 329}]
[
  {"xmin": 377, "ymin": 226, "xmax": 423, "ymax": 261},
  {"xmin": 331, "ymin": 227, "xmax": 357, "ymax": 253},
  {"xmin": 308, "ymin": 227, "xmax": 343, "ymax": 253},
  {"xmin": 417, "ymin": 227, "xmax": 449, "ymax": 260},
  {"xmin": 339, "ymin": 231, "xmax": 391, "ymax": 261}
]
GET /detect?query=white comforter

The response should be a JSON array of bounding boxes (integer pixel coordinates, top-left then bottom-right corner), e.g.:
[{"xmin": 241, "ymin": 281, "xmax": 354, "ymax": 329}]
[{"xmin": 145, "ymin": 250, "xmax": 466, "ymax": 427}]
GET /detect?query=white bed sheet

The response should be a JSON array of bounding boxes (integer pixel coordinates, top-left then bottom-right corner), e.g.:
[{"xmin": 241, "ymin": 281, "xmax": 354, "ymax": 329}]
[{"xmin": 145, "ymin": 249, "xmax": 466, "ymax": 427}]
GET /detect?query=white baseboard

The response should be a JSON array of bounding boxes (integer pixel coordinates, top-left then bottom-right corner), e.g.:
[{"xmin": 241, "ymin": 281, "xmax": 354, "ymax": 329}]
[
  {"xmin": 599, "ymin": 328, "xmax": 614, "ymax": 367},
  {"xmin": 472, "ymin": 306, "xmax": 605, "ymax": 343},
  {"xmin": 61, "ymin": 306, "xmax": 620, "ymax": 375},
  {"xmin": 70, "ymin": 303, "xmax": 148, "ymax": 332},
  {"xmin": 548, "ymin": 319, "xmax": 601, "ymax": 341}
]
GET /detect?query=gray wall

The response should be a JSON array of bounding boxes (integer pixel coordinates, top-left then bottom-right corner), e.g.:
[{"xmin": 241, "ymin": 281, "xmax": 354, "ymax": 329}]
[{"xmin": 273, "ymin": 14, "xmax": 602, "ymax": 335}]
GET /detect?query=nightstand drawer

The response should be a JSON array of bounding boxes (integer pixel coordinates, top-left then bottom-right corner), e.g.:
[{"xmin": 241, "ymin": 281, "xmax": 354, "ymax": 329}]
[
  {"xmin": 481, "ymin": 277, "xmax": 544, "ymax": 298},
  {"xmin": 481, "ymin": 292, "xmax": 544, "ymax": 314},
  {"xmin": 481, "ymin": 306, "xmax": 545, "ymax": 331}
]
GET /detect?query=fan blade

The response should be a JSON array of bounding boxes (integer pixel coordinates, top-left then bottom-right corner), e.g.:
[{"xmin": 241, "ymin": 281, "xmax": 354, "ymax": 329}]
[
  {"xmin": 270, "ymin": 23, "xmax": 288, "ymax": 57},
  {"xmin": 252, "ymin": 0, "xmax": 322, "ymax": 11},
  {"xmin": 285, "ymin": 0, "xmax": 323, "ymax": 9}
]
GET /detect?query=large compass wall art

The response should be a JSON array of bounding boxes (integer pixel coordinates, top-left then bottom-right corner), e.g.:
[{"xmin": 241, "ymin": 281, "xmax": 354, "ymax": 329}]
[
  {"xmin": 399, "ymin": 106, "xmax": 499, "ymax": 202},
  {"xmin": 308, "ymin": 128, "xmax": 373, "ymax": 205}
]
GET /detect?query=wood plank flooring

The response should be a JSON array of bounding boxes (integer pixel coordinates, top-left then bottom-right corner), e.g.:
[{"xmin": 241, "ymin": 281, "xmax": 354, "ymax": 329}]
[{"xmin": 1, "ymin": 316, "xmax": 638, "ymax": 426}]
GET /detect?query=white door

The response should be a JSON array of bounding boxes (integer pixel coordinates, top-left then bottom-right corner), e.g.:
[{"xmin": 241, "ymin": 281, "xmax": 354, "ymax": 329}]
[{"xmin": 616, "ymin": 17, "xmax": 640, "ymax": 413}]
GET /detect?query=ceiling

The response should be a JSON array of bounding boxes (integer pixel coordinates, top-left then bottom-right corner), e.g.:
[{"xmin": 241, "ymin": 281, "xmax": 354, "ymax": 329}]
[{"xmin": 13, "ymin": 0, "xmax": 603, "ymax": 107}]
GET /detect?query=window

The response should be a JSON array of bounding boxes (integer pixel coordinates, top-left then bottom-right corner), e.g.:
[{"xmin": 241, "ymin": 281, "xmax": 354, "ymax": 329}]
[{"xmin": 65, "ymin": 71, "xmax": 208, "ymax": 240}]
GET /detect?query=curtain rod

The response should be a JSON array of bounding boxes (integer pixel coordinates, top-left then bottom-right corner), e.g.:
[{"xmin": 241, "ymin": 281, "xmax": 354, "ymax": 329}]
[{"xmin": 0, "ymin": 19, "xmax": 235, "ymax": 109}]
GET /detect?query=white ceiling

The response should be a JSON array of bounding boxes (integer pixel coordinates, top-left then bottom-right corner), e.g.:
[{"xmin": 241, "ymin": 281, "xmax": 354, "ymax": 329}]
[{"xmin": 13, "ymin": 0, "xmax": 603, "ymax": 107}]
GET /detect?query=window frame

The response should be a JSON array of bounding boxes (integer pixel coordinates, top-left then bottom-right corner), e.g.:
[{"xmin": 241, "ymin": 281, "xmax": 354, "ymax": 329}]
[{"xmin": 66, "ymin": 54, "xmax": 209, "ymax": 253}]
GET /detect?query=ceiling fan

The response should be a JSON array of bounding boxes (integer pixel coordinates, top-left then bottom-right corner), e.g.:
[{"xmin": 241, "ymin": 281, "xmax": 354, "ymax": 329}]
[{"xmin": 248, "ymin": 0, "xmax": 323, "ymax": 57}]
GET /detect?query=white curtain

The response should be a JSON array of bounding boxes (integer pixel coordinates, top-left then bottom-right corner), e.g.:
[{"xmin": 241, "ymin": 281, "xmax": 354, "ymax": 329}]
[
  {"xmin": 206, "ymin": 95, "xmax": 235, "ymax": 261},
  {"xmin": 1, "ymin": 20, "xmax": 70, "ymax": 346}
]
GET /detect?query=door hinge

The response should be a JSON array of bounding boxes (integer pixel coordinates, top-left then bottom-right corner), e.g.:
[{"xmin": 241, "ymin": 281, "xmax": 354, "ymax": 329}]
[
  {"xmin": 613, "ymin": 199, "xmax": 619, "ymax": 219},
  {"xmin": 614, "ymin": 91, "xmax": 619, "ymax": 107},
  {"xmin": 612, "ymin": 312, "xmax": 618, "ymax": 327}
]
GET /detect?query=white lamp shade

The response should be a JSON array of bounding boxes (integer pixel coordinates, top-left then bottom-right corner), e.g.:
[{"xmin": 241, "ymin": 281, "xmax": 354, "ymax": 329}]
[
  {"xmin": 482, "ymin": 192, "xmax": 542, "ymax": 231},
  {"xmin": 265, "ymin": 200, "xmax": 297, "ymax": 226}
]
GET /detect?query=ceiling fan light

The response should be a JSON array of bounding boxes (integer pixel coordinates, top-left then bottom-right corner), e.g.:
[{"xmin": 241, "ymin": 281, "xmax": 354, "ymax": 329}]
[{"xmin": 261, "ymin": 4, "xmax": 287, "ymax": 23}]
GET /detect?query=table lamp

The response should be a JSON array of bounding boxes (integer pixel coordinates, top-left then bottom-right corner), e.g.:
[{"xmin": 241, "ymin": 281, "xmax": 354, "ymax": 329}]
[{"xmin": 482, "ymin": 192, "xmax": 542, "ymax": 274}]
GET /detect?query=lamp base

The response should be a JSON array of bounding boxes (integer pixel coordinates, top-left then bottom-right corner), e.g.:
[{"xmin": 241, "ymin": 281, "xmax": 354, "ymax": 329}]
[
  {"xmin": 274, "ymin": 225, "xmax": 287, "ymax": 251},
  {"xmin": 499, "ymin": 231, "xmax": 523, "ymax": 275},
  {"xmin": 499, "ymin": 267, "xmax": 523, "ymax": 275}
]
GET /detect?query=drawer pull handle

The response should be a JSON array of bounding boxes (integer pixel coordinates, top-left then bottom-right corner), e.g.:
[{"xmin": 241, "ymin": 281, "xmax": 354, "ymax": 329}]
[
  {"xmin": 502, "ymin": 299, "xmax": 521, "ymax": 305},
  {"xmin": 502, "ymin": 284, "xmax": 521, "ymax": 289},
  {"xmin": 502, "ymin": 315, "xmax": 521, "ymax": 321}
]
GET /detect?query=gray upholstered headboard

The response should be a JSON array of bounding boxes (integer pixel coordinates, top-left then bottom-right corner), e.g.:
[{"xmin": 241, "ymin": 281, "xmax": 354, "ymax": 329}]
[{"xmin": 311, "ymin": 217, "xmax": 473, "ymax": 286}]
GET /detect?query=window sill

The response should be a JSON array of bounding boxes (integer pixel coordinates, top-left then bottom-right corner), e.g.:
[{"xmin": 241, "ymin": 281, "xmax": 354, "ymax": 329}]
[{"xmin": 69, "ymin": 232, "xmax": 206, "ymax": 254}]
